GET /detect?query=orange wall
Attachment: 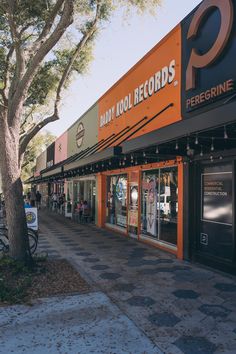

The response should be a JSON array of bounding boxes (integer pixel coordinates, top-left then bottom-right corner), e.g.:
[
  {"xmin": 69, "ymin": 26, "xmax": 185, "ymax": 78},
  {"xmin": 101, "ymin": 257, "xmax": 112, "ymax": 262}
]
[
  {"xmin": 97, "ymin": 159, "xmax": 184, "ymax": 259},
  {"xmin": 98, "ymin": 25, "xmax": 181, "ymax": 143}
]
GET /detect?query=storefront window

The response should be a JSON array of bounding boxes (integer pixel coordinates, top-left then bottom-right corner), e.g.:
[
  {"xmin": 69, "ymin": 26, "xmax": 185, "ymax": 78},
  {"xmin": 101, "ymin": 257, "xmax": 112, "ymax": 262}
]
[
  {"xmin": 66, "ymin": 181, "xmax": 73, "ymax": 214},
  {"xmin": 141, "ymin": 167, "xmax": 178, "ymax": 246},
  {"xmin": 72, "ymin": 179, "xmax": 96, "ymax": 221},
  {"xmin": 106, "ymin": 175, "xmax": 127, "ymax": 229}
]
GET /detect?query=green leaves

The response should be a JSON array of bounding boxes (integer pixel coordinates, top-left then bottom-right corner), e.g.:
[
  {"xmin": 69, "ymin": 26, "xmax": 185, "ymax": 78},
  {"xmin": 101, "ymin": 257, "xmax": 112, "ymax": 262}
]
[{"xmin": 26, "ymin": 62, "xmax": 59, "ymax": 106}]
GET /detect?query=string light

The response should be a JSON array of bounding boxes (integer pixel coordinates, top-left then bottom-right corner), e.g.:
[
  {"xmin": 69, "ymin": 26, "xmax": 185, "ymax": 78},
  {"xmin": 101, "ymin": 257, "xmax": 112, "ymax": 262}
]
[
  {"xmin": 195, "ymin": 134, "xmax": 199, "ymax": 145},
  {"xmin": 224, "ymin": 125, "xmax": 228, "ymax": 139},
  {"xmin": 155, "ymin": 146, "xmax": 159, "ymax": 154},
  {"xmin": 186, "ymin": 138, "xmax": 190, "ymax": 151},
  {"xmin": 124, "ymin": 155, "xmax": 127, "ymax": 161},
  {"xmin": 175, "ymin": 141, "xmax": 179, "ymax": 150},
  {"xmin": 143, "ymin": 151, "xmax": 146, "ymax": 157},
  {"xmin": 200, "ymin": 145, "xmax": 203, "ymax": 157},
  {"xmin": 211, "ymin": 137, "xmax": 214, "ymax": 151},
  {"xmin": 210, "ymin": 155, "xmax": 214, "ymax": 162},
  {"xmin": 135, "ymin": 159, "xmax": 138, "ymax": 165}
]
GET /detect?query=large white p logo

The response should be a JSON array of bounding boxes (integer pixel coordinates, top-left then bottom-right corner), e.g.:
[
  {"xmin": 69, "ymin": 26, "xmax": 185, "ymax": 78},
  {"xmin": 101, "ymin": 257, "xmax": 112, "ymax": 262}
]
[{"xmin": 186, "ymin": 0, "xmax": 234, "ymax": 91}]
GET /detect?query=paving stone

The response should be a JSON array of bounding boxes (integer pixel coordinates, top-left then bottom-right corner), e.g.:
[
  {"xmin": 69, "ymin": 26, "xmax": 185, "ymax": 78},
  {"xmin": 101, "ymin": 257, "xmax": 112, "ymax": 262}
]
[
  {"xmin": 76, "ymin": 252, "xmax": 92, "ymax": 256},
  {"xmin": 112, "ymin": 283, "xmax": 136, "ymax": 292},
  {"xmin": 90, "ymin": 265, "xmax": 110, "ymax": 271},
  {"xmin": 199, "ymin": 304, "xmax": 231, "ymax": 318},
  {"xmin": 126, "ymin": 296, "xmax": 156, "ymax": 307},
  {"xmin": 174, "ymin": 336, "xmax": 217, "ymax": 354},
  {"xmin": 173, "ymin": 289, "xmax": 200, "ymax": 299},
  {"xmin": 100, "ymin": 272, "xmax": 121, "ymax": 280},
  {"xmin": 140, "ymin": 268, "xmax": 160, "ymax": 275},
  {"xmin": 98, "ymin": 245, "xmax": 112, "ymax": 249},
  {"xmin": 214, "ymin": 283, "xmax": 236, "ymax": 292},
  {"xmin": 82, "ymin": 258, "xmax": 100, "ymax": 263},
  {"xmin": 148, "ymin": 312, "xmax": 181, "ymax": 327}
]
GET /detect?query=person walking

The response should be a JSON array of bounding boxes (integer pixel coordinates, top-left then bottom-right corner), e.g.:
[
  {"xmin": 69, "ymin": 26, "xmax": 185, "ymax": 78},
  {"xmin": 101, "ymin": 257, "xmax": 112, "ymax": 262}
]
[
  {"xmin": 36, "ymin": 191, "xmax": 42, "ymax": 209},
  {"xmin": 30, "ymin": 187, "xmax": 36, "ymax": 207}
]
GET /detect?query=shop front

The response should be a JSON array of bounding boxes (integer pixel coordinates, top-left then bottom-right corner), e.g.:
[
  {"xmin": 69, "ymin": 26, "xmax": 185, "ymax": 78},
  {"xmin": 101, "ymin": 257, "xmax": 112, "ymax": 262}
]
[
  {"xmin": 101, "ymin": 160, "xmax": 183, "ymax": 258},
  {"xmin": 31, "ymin": 0, "xmax": 236, "ymax": 273},
  {"xmin": 191, "ymin": 160, "xmax": 234, "ymax": 270},
  {"xmin": 64, "ymin": 176, "xmax": 97, "ymax": 222}
]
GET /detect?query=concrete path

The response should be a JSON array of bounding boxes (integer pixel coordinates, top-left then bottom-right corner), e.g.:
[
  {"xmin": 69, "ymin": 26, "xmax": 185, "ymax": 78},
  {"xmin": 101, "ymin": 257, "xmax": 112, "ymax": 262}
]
[
  {"xmin": 0, "ymin": 292, "xmax": 160, "ymax": 354},
  {"xmin": 3, "ymin": 210, "xmax": 236, "ymax": 354}
]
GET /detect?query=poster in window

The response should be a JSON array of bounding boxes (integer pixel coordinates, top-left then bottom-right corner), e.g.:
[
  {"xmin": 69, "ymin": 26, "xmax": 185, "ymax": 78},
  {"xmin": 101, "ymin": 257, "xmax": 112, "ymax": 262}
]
[
  {"xmin": 202, "ymin": 172, "xmax": 232, "ymax": 225},
  {"xmin": 146, "ymin": 177, "xmax": 157, "ymax": 235}
]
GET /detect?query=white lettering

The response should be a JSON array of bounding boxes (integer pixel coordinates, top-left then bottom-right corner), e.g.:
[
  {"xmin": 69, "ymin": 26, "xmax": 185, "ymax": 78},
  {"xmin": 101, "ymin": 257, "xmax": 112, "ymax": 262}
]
[
  {"xmin": 139, "ymin": 84, "xmax": 144, "ymax": 103},
  {"xmin": 144, "ymin": 80, "xmax": 149, "ymax": 99},
  {"xmin": 168, "ymin": 59, "xmax": 176, "ymax": 83},
  {"xmin": 134, "ymin": 88, "xmax": 139, "ymax": 106},
  {"xmin": 148, "ymin": 77, "xmax": 155, "ymax": 96},
  {"xmin": 154, "ymin": 71, "xmax": 161, "ymax": 92},
  {"xmin": 100, "ymin": 59, "xmax": 176, "ymax": 128},
  {"xmin": 161, "ymin": 66, "xmax": 169, "ymax": 88}
]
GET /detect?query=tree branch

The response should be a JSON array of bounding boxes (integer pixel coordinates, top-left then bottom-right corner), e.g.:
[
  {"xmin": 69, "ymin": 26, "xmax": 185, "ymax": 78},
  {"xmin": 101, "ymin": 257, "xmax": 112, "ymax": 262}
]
[
  {"xmin": 29, "ymin": 0, "xmax": 65, "ymax": 55},
  {"xmin": 55, "ymin": 2, "xmax": 101, "ymax": 113},
  {"xmin": 19, "ymin": 2, "xmax": 101, "ymax": 160},
  {"xmin": 1, "ymin": 45, "xmax": 14, "ymax": 104},
  {"xmin": 7, "ymin": 1, "xmax": 25, "ymax": 92},
  {"xmin": 9, "ymin": 0, "xmax": 74, "ymax": 128},
  {"xmin": 19, "ymin": 113, "xmax": 59, "ymax": 160}
]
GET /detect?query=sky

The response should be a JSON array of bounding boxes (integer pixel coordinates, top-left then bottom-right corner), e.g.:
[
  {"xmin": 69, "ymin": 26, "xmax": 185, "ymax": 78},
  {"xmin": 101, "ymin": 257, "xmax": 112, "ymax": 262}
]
[{"xmin": 47, "ymin": 0, "xmax": 202, "ymax": 137}]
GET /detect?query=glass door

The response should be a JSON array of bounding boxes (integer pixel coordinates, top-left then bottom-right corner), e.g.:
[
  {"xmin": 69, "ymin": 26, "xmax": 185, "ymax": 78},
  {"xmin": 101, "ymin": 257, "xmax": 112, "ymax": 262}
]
[
  {"xmin": 128, "ymin": 183, "xmax": 139, "ymax": 237},
  {"xmin": 106, "ymin": 175, "xmax": 128, "ymax": 230},
  {"xmin": 159, "ymin": 168, "xmax": 178, "ymax": 245},
  {"xmin": 141, "ymin": 167, "xmax": 178, "ymax": 247},
  {"xmin": 198, "ymin": 162, "xmax": 233, "ymax": 261},
  {"xmin": 65, "ymin": 181, "xmax": 73, "ymax": 218}
]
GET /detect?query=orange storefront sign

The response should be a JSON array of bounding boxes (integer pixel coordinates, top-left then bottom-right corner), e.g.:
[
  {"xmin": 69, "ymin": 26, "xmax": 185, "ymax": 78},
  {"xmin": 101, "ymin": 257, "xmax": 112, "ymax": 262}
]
[{"xmin": 98, "ymin": 25, "xmax": 182, "ymax": 143}]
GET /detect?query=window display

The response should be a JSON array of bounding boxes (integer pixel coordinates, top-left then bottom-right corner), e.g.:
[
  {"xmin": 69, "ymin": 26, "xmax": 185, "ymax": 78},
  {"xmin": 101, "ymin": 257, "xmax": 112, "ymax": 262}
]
[
  {"xmin": 106, "ymin": 175, "xmax": 127, "ymax": 229},
  {"xmin": 141, "ymin": 167, "xmax": 178, "ymax": 246}
]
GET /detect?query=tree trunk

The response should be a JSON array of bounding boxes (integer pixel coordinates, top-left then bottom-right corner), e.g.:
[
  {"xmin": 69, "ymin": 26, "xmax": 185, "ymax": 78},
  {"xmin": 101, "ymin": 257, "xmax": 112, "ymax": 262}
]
[{"xmin": 0, "ymin": 118, "xmax": 30, "ymax": 262}]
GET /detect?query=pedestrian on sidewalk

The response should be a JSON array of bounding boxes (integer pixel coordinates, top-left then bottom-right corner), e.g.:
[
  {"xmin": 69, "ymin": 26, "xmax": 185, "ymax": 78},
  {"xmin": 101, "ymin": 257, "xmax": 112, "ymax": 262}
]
[{"xmin": 36, "ymin": 191, "xmax": 42, "ymax": 209}]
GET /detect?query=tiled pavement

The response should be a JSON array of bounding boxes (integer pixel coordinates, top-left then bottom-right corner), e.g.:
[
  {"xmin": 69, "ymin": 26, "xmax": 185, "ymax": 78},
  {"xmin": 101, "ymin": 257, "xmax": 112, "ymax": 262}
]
[{"xmin": 38, "ymin": 210, "xmax": 236, "ymax": 354}]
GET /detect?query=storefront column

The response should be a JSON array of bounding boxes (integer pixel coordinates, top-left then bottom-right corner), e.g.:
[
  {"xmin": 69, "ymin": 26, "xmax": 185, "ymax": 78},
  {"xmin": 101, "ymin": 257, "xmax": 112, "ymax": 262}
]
[
  {"xmin": 177, "ymin": 162, "xmax": 184, "ymax": 260},
  {"xmin": 97, "ymin": 173, "xmax": 106, "ymax": 228}
]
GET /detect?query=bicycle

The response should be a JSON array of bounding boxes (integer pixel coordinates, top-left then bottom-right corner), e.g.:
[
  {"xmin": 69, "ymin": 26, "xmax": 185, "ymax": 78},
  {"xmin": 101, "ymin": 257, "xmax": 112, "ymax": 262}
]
[{"xmin": 0, "ymin": 226, "xmax": 38, "ymax": 255}]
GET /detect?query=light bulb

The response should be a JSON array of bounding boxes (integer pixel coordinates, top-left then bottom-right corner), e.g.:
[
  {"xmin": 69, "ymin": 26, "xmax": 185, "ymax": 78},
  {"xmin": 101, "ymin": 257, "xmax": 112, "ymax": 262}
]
[
  {"xmin": 211, "ymin": 137, "xmax": 214, "ymax": 151},
  {"xmin": 187, "ymin": 138, "xmax": 190, "ymax": 151},
  {"xmin": 224, "ymin": 126, "xmax": 228, "ymax": 139},
  {"xmin": 200, "ymin": 146, "xmax": 203, "ymax": 157}
]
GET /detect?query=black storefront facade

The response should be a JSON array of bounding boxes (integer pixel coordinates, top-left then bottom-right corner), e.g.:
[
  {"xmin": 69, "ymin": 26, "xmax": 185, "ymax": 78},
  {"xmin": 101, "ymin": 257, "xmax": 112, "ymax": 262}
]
[{"xmin": 123, "ymin": 0, "xmax": 236, "ymax": 273}]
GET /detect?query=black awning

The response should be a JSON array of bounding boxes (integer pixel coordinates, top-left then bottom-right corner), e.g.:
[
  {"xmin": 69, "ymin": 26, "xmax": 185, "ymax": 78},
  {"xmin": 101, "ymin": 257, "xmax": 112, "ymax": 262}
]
[
  {"xmin": 122, "ymin": 100, "xmax": 236, "ymax": 154},
  {"xmin": 63, "ymin": 146, "xmax": 122, "ymax": 172}
]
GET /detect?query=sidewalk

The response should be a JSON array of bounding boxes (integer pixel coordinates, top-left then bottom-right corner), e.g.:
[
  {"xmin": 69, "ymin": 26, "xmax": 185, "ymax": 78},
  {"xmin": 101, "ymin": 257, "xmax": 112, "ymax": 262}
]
[{"xmin": 6, "ymin": 210, "xmax": 236, "ymax": 354}]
